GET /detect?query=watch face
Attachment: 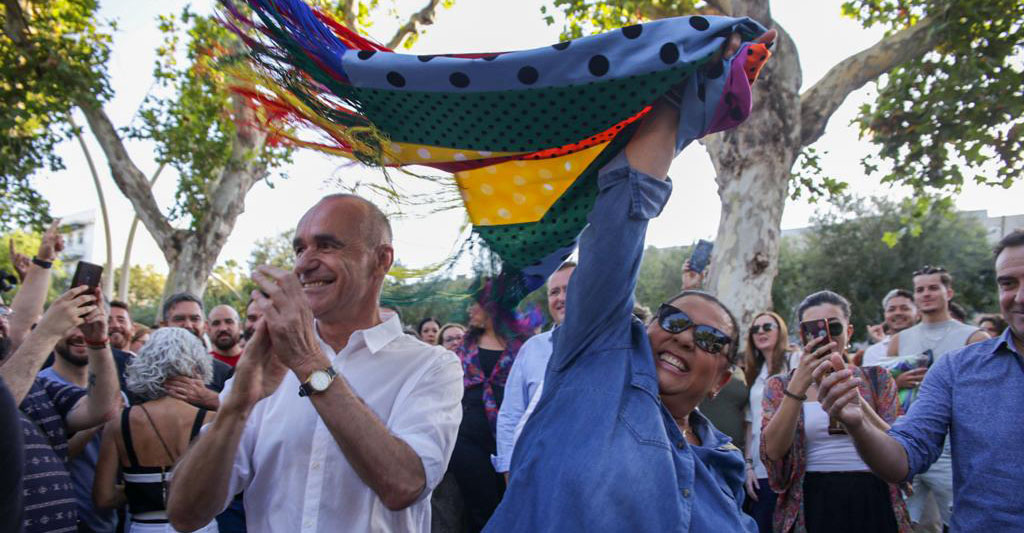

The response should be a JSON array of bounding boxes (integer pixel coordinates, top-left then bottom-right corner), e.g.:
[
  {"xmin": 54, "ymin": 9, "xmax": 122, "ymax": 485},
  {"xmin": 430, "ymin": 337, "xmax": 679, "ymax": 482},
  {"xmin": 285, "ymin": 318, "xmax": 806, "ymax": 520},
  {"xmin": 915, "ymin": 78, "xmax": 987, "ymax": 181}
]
[{"xmin": 310, "ymin": 370, "xmax": 332, "ymax": 391}]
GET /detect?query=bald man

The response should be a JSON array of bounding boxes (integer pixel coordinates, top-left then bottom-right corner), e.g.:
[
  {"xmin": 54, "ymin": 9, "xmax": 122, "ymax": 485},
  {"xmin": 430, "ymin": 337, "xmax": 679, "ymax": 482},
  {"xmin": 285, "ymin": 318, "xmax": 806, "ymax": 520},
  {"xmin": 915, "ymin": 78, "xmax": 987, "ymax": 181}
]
[
  {"xmin": 169, "ymin": 194, "xmax": 463, "ymax": 532},
  {"xmin": 208, "ymin": 304, "xmax": 244, "ymax": 367}
]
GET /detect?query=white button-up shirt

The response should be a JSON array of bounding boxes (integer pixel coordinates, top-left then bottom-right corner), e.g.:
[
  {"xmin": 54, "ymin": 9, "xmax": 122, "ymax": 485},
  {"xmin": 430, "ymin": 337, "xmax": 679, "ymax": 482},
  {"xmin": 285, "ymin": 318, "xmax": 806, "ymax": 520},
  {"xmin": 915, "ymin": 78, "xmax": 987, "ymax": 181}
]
[{"xmin": 218, "ymin": 315, "xmax": 463, "ymax": 532}]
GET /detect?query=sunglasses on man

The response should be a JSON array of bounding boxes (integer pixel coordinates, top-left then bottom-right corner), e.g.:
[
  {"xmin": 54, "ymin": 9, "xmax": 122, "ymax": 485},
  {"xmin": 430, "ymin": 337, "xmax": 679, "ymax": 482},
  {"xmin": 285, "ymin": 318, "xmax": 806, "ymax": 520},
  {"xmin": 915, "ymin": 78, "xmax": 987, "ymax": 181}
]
[{"xmin": 656, "ymin": 304, "xmax": 733, "ymax": 356}]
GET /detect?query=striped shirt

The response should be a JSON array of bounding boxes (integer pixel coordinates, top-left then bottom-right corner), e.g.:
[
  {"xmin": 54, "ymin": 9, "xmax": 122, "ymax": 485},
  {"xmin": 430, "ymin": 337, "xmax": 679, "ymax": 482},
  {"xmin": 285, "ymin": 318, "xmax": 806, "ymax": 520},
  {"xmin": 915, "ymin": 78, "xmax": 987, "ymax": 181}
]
[{"xmin": 19, "ymin": 376, "xmax": 87, "ymax": 533}]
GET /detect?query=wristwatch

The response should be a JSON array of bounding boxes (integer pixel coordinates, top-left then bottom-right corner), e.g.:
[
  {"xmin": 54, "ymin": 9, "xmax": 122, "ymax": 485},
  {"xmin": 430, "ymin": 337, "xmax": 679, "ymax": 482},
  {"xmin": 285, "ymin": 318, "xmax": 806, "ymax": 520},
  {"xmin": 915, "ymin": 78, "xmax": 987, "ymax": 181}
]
[{"xmin": 298, "ymin": 366, "xmax": 337, "ymax": 397}]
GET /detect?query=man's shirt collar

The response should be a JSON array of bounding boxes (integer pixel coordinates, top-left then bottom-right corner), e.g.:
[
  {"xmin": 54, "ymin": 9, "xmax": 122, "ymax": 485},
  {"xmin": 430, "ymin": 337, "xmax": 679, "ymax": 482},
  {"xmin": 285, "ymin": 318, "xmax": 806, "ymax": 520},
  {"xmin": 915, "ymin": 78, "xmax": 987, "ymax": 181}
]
[
  {"xmin": 996, "ymin": 327, "xmax": 1022, "ymax": 358},
  {"xmin": 314, "ymin": 313, "xmax": 404, "ymax": 357}
]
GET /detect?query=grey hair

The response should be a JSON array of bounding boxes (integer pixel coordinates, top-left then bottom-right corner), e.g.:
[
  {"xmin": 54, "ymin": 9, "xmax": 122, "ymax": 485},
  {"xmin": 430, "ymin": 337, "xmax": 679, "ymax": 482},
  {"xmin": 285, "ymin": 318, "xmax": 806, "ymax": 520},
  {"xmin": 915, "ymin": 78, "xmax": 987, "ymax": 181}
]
[
  {"xmin": 882, "ymin": 288, "xmax": 914, "ymax": 310},
  {"xmin": 126, "ymin": 327, "xmax": 213, "ymax": 402}
]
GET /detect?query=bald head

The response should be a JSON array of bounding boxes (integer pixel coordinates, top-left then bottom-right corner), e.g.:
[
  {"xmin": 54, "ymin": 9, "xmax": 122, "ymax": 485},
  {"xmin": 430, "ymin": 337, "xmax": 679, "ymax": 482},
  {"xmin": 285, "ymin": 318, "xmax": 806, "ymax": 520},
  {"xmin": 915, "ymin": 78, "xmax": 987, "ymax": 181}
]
[
  {"xmin": 316, "ymin": 194, "xmax": 392, "ymax": 248},
  {"xmin": 208, "ymin": 304, "xmax": 242, "ymax": 353}
]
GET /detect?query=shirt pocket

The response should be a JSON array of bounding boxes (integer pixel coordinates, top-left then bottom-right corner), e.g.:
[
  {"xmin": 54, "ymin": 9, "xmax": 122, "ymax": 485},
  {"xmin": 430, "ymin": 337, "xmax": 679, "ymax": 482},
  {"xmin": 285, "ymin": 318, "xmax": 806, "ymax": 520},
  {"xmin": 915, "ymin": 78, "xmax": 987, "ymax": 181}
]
[{"xmin": 618, "ymin": 388, "xmax": 672, "ymax": 450}]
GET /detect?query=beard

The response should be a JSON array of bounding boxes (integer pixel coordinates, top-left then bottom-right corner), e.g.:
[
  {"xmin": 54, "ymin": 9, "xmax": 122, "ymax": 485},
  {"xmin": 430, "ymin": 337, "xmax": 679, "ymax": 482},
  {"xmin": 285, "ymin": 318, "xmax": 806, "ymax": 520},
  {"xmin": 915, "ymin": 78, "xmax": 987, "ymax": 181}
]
[
  {"xmin": 213, "ymin": 332, "xmax": 239, "ymax": 352},
  {"xmin": 56, "ymin": 342, "xmax": 89, "ymax": 367},
  {"xmin": 109, "ymin": 328, "xmax": 130, "ymax": 350}
]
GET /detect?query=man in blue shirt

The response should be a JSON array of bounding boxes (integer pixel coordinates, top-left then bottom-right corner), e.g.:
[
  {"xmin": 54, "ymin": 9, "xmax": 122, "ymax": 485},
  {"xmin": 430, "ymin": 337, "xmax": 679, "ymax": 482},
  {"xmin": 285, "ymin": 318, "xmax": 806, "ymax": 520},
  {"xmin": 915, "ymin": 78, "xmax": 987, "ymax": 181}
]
[
  {"xmin": 492, "ymin": 261, "xmax": 575, "ymax": 475},
  {"xmin": 818, "ymin": 229, "xmax": 1024, "ymax": 531}
]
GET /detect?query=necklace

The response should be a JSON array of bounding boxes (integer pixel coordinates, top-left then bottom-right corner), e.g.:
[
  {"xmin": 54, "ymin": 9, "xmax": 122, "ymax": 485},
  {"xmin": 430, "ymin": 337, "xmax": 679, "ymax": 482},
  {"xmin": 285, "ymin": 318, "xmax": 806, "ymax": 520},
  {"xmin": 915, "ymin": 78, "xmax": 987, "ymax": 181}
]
[{"xmin": 921, "ymin": 321, "xmax": 955, "ymax": 345}]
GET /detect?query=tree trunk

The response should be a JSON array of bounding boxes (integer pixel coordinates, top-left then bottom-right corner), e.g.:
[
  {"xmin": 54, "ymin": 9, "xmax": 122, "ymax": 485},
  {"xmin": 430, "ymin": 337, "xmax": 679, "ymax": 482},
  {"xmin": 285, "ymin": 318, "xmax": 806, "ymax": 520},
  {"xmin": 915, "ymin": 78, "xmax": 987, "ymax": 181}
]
[
  {"xmin": 703, "ymin": 15, "xmax": 802, "ymax": 329},
  {"xmin": 163, "ymin": 235, "xmax": 214, "ymax": 300}
]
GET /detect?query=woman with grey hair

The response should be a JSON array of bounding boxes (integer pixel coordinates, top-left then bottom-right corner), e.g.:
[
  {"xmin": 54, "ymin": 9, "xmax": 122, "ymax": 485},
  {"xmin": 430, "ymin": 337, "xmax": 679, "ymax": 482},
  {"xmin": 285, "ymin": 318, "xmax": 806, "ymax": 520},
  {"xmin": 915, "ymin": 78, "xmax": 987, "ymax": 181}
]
[{"xmin": 93, "ymin": 327, "xmax": 218, "ymax": 532}]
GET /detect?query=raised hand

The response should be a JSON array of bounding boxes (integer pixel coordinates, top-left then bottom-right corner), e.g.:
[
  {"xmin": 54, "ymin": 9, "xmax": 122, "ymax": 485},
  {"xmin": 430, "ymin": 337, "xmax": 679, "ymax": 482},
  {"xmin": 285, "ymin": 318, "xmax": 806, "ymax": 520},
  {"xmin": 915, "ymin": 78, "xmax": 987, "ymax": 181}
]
[
  {"xmin": 681, "ymin": 259, "xmax": 704, "ymax": 291},
  {"xmin": 815, "ymin": 354, "xmax": 864, "ymax": 430},
  {"xmin": 790, "ymin": 335, "xmax": 837, "ymax": 396},
  {"xmin": 78, "ymin": 287, "xmax": 108, "ymax": 344},
  {"xmin": 223, "ymin": 319, "xmax": 287, "ymax": 412},
  {"xmin": 866, "ymin": 323, "xmax": 885, "ymax": 344},
  {"xmin": 36, "ymin": 218, "xmax": 65, "ymax": 262},
  {"xmin": 9, "ymin": 239, "xmax": 30, "ymax": 281},
  {"xmin": 250, "ymin": 265, "xmax": 327, "ymax": 377},
  {"xmin": 36, "ymin": 286, "xmax": 95, "ymax": 338}
]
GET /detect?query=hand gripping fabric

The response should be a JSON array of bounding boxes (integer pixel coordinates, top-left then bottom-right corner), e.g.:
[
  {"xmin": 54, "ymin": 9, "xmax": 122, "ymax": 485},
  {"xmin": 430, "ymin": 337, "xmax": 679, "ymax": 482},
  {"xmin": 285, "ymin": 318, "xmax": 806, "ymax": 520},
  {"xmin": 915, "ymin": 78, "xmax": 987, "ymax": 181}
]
[{"xmin": 219, "ymin": 0, "xmax": 771, "ymax": 308}]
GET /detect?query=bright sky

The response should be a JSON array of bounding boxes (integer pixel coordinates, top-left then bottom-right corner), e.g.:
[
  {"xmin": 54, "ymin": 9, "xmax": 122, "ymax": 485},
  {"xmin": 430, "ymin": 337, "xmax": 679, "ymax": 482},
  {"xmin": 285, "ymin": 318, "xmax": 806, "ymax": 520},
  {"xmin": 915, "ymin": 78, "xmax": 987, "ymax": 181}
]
[{"xmin": 31, "ymin": 0, "xmax": 1024, "ymax": 275}]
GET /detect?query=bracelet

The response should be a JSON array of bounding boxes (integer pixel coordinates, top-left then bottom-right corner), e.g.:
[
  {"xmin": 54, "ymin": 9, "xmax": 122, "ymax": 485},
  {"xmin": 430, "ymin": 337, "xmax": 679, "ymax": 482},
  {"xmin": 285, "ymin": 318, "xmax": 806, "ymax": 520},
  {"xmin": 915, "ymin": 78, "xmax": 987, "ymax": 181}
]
[
  {"xmin": 744, "ymin": 457, "xmax": 754, "ymax": 466},
  {"xmin": 783, "ymin": 388, "xmax": 807, "ymax": 402},
  {"xmin": 32, "ymin": 257, "xmax": 53, "ymax": 269},
  {"xmin": 85, "ymin": 339, "xmax": 109, "ymax": 349}
]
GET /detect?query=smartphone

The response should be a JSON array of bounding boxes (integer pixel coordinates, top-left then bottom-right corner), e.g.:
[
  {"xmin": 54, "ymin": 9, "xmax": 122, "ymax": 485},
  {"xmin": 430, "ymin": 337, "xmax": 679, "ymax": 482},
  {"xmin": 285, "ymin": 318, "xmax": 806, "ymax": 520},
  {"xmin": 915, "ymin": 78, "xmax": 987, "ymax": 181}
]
[
  {"xmin": 71, "ymin": 261, "xmax": 103, "ymax": 292},
  {"xmin": 799, "ymin": 318, "xmax": 831, "ymax": 345},
  {"xmin": 689, "ymin": 239, "xmax": 714, "ymax": 274}
]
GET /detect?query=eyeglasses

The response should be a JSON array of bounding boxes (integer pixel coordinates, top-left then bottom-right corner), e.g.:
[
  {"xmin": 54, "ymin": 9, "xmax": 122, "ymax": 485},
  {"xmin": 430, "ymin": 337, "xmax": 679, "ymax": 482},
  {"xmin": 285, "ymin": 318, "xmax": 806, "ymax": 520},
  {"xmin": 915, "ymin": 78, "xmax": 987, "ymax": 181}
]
[
  {"xmin": 824, "ymin": 318, "xmax": 845, "ymax": 338},
  {"xmin": 656, "ymin": 304, "xmax": 733, "ymax": 356},
  {"xmin": 749, "ymin": 322, "xmax": 776, "ymax": 335}
]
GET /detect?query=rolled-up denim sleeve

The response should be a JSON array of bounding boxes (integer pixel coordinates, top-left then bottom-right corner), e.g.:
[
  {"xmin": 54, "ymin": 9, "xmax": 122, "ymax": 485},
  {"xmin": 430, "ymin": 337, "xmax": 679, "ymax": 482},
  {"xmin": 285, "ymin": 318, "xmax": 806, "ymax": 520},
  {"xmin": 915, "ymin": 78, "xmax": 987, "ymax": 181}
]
[
  {"xmin": 552, "ymin": 152, "xmax": 673, "ymax": 371},
  {"xmin": 887, "ymin": 351, "xmax": 954, "ymax": 480}
]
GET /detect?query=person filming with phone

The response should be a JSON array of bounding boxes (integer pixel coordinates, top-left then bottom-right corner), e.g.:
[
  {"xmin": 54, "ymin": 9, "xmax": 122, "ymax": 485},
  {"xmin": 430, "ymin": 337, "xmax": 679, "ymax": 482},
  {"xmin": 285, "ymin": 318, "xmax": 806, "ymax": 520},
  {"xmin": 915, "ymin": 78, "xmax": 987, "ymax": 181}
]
[
  {"xmin": 816, "ymin": 230, "xmax": 1024, "ymax": 531},
  {"xmin": 760, "ymin": 290, "xmax": 908, "ymax": 533}
]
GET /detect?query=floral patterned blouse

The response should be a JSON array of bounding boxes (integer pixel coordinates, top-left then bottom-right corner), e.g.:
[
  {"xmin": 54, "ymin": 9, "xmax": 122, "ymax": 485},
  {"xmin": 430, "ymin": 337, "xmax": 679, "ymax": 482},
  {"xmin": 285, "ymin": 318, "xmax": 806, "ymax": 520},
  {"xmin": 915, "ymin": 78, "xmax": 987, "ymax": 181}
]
[{"xmin": 760, "ymin": 366, "xmax": 911, "ymax": 533}]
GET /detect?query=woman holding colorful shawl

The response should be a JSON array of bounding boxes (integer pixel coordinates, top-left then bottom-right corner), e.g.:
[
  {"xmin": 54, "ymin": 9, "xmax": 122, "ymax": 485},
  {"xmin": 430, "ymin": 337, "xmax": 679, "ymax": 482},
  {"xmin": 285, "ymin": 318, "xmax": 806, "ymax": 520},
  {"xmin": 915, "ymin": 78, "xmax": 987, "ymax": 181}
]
[{"xmin": 484, "ymin": 27, "xmax": 776, "ymax": 532}]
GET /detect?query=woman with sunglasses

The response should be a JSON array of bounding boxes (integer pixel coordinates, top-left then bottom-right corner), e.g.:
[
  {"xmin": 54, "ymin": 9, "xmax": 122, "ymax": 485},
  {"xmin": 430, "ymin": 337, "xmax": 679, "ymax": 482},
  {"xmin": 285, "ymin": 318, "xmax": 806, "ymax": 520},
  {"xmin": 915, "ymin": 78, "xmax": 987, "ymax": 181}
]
[
  {"xmin": 742, "ymin": 311, "xmax": 797, "ymax": 532},
  {"xmin": 487, "ymin": 27, "xmax": 778, "ymax": 531},
  {"xmin": 761, "ymin": 291, "xmax": 909, "ymax": 533}
]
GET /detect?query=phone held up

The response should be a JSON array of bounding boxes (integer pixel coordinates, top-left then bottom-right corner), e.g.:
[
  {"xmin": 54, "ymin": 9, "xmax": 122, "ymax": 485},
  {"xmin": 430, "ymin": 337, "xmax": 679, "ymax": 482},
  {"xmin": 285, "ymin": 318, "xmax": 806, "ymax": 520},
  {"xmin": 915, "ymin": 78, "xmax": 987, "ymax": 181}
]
[
  {"xmin": 688, "ymin": 239, "xmax": 714, "ymax": 274},
  {"xmin": 799, "ymin": 318, "xmax": 848, "ymax": 435},
  {"xmin": 71, "ymin": 261, "xmax": 103, "ymax": 311}
]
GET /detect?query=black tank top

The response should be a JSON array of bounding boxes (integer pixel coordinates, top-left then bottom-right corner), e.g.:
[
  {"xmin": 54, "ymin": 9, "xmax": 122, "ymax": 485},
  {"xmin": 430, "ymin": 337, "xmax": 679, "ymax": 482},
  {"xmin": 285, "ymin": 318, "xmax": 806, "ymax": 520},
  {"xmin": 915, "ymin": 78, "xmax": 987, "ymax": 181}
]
[{"xmin": 120, "ymin": 405, "xmax": 207, "ymax": 519}]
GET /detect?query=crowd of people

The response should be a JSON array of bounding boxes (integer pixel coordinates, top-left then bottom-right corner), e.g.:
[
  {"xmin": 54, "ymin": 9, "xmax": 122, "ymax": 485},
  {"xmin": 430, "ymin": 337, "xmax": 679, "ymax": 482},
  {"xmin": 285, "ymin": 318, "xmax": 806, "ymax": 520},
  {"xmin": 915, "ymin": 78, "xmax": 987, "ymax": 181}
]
[{"xmin": 2, "ymin": 27, "xmax": 1023, "ymax": 533}]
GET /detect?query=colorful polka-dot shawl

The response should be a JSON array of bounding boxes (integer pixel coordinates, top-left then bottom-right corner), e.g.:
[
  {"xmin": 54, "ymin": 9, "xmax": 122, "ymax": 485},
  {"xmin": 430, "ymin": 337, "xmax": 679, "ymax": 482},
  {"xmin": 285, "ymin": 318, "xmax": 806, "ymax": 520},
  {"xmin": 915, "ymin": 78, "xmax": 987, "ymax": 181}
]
[{"xmin": 219, "ymin": 0, "xmax": 771, "ymax": 307}]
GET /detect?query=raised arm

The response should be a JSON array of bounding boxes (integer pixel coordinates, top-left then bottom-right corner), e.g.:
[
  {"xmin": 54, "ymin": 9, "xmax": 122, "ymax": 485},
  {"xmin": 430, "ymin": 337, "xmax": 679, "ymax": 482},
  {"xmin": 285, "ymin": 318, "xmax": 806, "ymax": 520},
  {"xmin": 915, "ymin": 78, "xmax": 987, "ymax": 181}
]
[
  {"xmin": 7, "ymin": 219, "xmax": 63, "ymax": 348},
  {"xmin": 0, "ymin": 286, "xmax": 94, "ymax": 403},
  {"xmin": 168, "ymin": 320, "xmax": 284, "ymax": 531},
  {"xmin": 250, "ymin": 267, "xmax": 431, "ymax": 510},
  {"xmin": 66, "ymin": 292, "xmax": 120, "ymax": 433}
]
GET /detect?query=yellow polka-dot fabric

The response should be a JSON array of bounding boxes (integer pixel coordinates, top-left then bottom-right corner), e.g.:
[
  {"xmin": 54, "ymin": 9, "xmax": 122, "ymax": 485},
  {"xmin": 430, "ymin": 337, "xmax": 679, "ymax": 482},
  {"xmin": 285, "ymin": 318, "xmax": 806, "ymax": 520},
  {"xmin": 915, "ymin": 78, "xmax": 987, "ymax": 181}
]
[{"xmin": 455, "ymin": 143, "xmax": 607, "ymax": 225}]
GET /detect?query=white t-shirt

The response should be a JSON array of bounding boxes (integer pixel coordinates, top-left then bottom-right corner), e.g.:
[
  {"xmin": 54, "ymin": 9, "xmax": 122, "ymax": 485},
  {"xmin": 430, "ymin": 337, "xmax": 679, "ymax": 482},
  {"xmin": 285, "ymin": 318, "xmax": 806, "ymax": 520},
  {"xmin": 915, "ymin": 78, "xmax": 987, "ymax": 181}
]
[
  {"xmin": 745, "ymin": 352, "xmax": 800, "ymax": 479},
  {"xmin": 803, "ymin": 402, "xmax": 869, "ymax": 472},
  {"xmin": 861, "ymin": 336, "xmax": 893, "ymax": 367}
]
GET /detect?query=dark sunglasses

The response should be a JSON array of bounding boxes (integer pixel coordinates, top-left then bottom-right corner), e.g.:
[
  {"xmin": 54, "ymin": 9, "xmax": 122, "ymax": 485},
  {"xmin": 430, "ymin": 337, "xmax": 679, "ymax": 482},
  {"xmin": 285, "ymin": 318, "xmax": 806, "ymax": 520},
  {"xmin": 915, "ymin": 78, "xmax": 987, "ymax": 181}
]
[
  {"xmin": 750, "ymin": 322, "xmax": 776, "ymax": 334},
  {"xmin": 656, "ymin": 304, "xmax": 733, "ymax": 356},
  {"xmin": 824, "ymin": 318, "xmax": 845, "ymax": 338}
]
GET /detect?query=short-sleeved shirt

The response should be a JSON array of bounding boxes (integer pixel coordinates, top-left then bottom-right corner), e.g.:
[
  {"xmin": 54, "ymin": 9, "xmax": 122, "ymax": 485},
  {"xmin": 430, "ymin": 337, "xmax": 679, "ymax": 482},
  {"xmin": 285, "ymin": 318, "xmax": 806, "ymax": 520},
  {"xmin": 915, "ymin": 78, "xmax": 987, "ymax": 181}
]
[
  {"xmin": 19, "ymin": 376, "xmax": 87, "ymax": 533},
  {"xmin": 38, "ymin": 367, "xmax": 118, "ymax": 532}
]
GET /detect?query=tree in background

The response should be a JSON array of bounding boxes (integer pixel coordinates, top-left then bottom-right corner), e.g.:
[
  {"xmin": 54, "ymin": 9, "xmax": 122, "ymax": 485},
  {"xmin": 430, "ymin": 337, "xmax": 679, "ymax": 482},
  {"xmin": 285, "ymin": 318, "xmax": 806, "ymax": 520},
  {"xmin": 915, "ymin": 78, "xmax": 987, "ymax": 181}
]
[
  {"xmin": 2, "ymin": 0, "xmax": 455, "ymax": 300},
  {"xmin": 112, "ymin": 264, "xmax": 167, "ymax": 326},
  {"xmin": 546, "ymin": 0, "xmax": 1023, "ymax": 329},
  {"xmin": 772, "ymin": 197, "xmax": 996, "ymax": 341}
]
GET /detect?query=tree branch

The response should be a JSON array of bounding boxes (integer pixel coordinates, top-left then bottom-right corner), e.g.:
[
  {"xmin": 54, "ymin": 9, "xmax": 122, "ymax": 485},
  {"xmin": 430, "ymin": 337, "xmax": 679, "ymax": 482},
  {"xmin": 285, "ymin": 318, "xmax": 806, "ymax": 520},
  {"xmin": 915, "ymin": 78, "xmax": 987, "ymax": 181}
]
[
  {"xmin": 200, "ymin": 94, "xmax": 268, "ymax": 255},
  {"xmin": 338, "ymin": 0, "xmax": 358, "ymax": 30},
  {"xmin": 385, "ymin": 0, "xmax": 444, "ymax": 49},
  {"xmin": 76, "ymin": 101, "xmax": 177, "ymax": 253},
  {"xmin": 799, "ymin": 16, "xmax": 942, "ymax": 148}
]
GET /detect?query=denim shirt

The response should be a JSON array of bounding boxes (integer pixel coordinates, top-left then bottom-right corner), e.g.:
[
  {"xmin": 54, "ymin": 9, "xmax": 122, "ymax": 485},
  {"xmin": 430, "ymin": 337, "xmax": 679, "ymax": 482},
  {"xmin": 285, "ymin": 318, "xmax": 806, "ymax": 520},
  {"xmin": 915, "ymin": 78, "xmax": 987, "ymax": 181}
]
[
  {"xmin": 485, "ymin": 156, "xmax": 755, "ymax": 532},
  {"xmin": 888, "ymin": 327, "xmax": 1024, "ymax": 531}
]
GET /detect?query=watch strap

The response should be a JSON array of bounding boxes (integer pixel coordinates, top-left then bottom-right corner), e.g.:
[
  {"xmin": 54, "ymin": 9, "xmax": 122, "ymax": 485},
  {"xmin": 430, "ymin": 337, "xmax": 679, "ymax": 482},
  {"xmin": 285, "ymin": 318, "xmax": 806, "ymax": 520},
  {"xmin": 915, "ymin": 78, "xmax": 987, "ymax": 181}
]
[
  {"xmin": 32, "ymin": 257, "xmax": 53, "ymax": 269},
  {"xmin": 298, "ymin": 366, "xmax": 337, "ymax": 397}
]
